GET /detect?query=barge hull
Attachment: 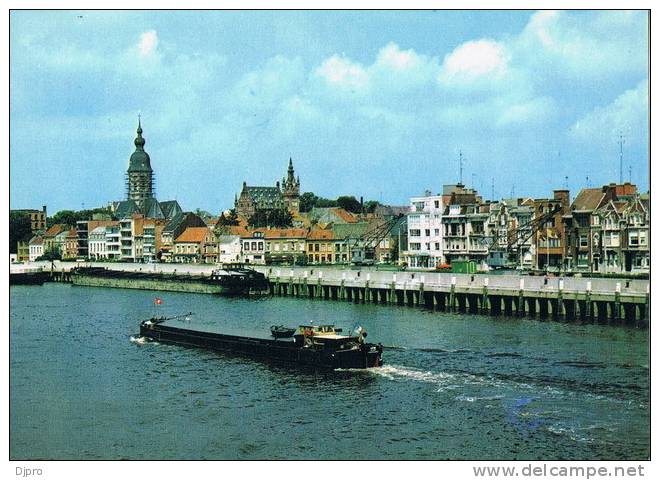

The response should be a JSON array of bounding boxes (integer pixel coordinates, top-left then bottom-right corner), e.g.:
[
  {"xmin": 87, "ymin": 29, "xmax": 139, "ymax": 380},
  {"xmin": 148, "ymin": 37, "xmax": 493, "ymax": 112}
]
[{"xmin": 140, "ymin": 323, "xmax": 382, "ymax": 369}]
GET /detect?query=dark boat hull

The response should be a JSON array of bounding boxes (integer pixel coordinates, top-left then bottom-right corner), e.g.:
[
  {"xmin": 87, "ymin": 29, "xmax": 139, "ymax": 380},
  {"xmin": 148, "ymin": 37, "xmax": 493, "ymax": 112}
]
[
  {"xmin": 140, "ymin": 322, "xmax": 382, "ymax": 369},
  {"xmin": 9, "ymin": 272, "xmax": 49, "ymax": 285}
]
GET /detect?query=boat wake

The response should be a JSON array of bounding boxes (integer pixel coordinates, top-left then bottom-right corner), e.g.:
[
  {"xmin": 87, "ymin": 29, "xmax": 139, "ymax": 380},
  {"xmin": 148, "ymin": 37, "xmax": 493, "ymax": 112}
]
[{"xmin": 130, "ymin": 335, "xmax": 149, "ymax": 345}]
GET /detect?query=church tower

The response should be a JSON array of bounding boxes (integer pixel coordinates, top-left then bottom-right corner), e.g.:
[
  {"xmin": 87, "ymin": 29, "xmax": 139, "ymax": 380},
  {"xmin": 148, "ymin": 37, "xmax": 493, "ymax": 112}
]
[
  {"xmin": 126, "ymin": 117, "xmax": 155, "ymax": 205},
  {"xmin": 282, "ymin": 157, "xmax": 300, "ymax": 214}
]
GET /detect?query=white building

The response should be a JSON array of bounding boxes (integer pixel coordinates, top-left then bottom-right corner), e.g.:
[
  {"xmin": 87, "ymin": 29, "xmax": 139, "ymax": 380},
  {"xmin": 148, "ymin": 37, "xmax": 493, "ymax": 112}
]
[
  {"xmin": 217, "ymin": 235, "xmax": 242, "ymax": 264},
  {"xmin": 89, "ymin": 226, "xmax": 107, "ymax": 259},
  {"xmin": 241, "ymin": 231, "xmax": 266, "ymax": 265},
  {"xmin": 29, "ymin": 236, "xmax": 44, "ymax": 262},
  {"xmin": 402, "ymin": 192, "xmax": 444, "ymax": 269}
]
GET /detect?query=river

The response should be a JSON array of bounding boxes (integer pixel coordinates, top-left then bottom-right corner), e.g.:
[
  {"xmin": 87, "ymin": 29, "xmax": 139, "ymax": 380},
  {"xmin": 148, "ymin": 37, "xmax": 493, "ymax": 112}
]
[{"xmin": 10, "ymin": 283, "xmax": 649, "ymax": 460}]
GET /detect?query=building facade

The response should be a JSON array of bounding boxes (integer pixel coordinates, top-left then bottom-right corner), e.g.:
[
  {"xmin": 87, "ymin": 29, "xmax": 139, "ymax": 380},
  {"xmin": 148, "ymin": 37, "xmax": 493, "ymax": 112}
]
[
  {"xmin": 235, "ymin": 160, "xmax": 301, "ymax": 218},
  {"xmin": 402, "ymin": 192, "xmax": 445, "ymax": 269}
]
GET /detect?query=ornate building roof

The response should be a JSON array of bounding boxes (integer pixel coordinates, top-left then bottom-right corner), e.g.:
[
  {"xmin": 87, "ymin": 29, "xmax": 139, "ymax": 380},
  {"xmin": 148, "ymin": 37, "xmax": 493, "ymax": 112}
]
[{"xmin": 127, "ymin": 119, "xmax": 152, "ymax": 173}]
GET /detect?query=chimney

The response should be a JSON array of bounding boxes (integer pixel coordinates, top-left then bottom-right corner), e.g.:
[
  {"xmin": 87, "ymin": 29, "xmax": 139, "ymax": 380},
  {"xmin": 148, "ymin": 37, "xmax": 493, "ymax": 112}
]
[{"xmin": 42, "ymin": 205, "xmax": 47, "ymax": 213}]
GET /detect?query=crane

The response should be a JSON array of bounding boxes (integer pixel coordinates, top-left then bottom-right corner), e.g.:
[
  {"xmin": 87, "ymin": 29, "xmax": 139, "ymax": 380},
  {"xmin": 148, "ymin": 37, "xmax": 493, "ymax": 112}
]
[
  {"xmin": 482, "ymin": 204, "xmax": 562, "ymax": 268},
  {"xmin": 349, "ymin": 214, "xmax": 405, "ymax": 266}
]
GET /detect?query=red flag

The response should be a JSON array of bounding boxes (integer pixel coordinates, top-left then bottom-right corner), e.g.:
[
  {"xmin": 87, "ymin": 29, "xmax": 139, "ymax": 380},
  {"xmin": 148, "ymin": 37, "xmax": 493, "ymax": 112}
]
[{"xmin": 154, "ymin": 298, "xmax": 162, "ymax": 305}]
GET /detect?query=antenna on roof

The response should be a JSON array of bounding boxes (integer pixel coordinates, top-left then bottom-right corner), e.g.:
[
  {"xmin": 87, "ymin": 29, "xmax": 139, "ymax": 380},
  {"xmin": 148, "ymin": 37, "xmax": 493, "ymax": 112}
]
[
  {"xmin": 628, "ymin": 165, "xmax": 632, "ymax": 184},
  {"xmin": 564, "ymin": 175, "xmax": 569, "ymax": 189},
  {"xmin": 459, "ymin": 150, "xmax": 464, "ymax": 185},
  {"xmin": 618, "ymin": 132, "xmax": 625, "ymax": 184},
  {"xmin": 491, "ymin": 177, "xmax": 495, "ymax": 201}
]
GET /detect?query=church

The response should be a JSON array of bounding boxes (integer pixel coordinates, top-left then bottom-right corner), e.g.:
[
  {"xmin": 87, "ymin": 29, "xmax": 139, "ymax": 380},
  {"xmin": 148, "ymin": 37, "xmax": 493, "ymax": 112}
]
[
  {"xmin": 234, "ymin": 158, "xmax": 301, "ymax": 218},
  {"xmin": 111, "ymin": 119, "xmax": 182, "ymax": 219}
]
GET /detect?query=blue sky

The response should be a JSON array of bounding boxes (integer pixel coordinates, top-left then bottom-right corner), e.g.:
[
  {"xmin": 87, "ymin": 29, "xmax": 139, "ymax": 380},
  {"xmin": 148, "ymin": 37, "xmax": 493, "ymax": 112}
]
[{"xmin": 10, "ymin": 10, "xmax": 649, "ymax": 214}]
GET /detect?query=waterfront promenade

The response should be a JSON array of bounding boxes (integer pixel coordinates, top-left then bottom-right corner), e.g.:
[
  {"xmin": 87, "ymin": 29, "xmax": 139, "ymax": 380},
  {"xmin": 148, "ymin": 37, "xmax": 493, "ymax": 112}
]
[{"xmin": 11, "ymin": 261, "xmax": 650, "ymax": 325}]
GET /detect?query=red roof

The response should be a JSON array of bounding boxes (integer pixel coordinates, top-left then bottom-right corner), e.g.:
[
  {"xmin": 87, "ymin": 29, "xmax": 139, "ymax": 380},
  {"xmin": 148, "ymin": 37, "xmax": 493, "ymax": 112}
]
[
  {"xmin": 263, "ymin": 228, "xmax": 308, "ymax": 239},
  {"xmin": 307, "ymin": 228, "xmax": 334, "ymax": 240},
  {"xmin": 175, "ymin": 227, "xmax": 210, "ymax": 243},
  {"xmin": 333, "ymin": 208, "xmax": 358, "ymax": 223},
  {"xmin": 44, "ymin": 224, "xmax": 66, "ymax": 237}
]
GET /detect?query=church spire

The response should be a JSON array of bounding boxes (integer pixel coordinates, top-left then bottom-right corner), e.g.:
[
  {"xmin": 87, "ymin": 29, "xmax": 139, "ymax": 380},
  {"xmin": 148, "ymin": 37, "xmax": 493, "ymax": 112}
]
[{"xmin": 134, "ymin": 115, "xmax": 145, "ymax": 150}]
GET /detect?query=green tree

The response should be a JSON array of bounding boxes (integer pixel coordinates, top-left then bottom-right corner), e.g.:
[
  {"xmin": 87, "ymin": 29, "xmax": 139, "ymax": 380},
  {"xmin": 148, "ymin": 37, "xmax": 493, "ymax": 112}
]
[
  {"xmin": 249, "ymin": 209, "xmax": 293, "ymax": 228},
  {"xmin": 337, "ymin": 195, "xmax": 362, "ymax": 213},
  {"xmin": 9, "ymin": 211, "xmax": 32, "ymax": 254},
  {"xmin": 38, "ymin": 246, "xmax": 62, "ymax": 261},
  {"xmin": 299, "ymin": 192, "xmax": 318, "ymax": 213},
  {"xmin": 218, "ymin": 209, "xmax": 240, "ymax": 226},
  {"xmin": 364, "ymin": 200, "xmax": 381, "ymax": 214}
]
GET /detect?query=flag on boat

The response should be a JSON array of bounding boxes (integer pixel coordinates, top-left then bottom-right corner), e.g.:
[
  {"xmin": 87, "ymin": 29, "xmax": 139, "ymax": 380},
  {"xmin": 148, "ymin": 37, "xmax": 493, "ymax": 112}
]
[{"xmin": 154, "ymin": 297, "xmax": 163, "ymax": 305}]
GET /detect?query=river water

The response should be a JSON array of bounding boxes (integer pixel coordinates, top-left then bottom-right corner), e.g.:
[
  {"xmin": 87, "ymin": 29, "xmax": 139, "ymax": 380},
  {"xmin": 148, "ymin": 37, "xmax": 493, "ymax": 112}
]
[{"xmin": 10, "ymin": 283, "xmax": 649, "ymax": 460}]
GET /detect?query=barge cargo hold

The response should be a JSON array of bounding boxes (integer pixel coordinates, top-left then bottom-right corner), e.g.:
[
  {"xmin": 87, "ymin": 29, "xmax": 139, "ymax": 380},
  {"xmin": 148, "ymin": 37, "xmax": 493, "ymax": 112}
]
[
  {"xmin": 139, "ymin": 320, "xmax": 383, "ymax": 369},
  {"xmin": 71, "ymin": 266, "xmax": 270, "ymax": 295}
]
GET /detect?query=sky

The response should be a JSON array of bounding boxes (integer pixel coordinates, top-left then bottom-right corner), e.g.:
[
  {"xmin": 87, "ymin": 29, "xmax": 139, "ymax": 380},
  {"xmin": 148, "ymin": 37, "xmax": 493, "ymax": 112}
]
[{"xmin": 9, "ymin": 10, "xmax": 649, "ymax": 214}]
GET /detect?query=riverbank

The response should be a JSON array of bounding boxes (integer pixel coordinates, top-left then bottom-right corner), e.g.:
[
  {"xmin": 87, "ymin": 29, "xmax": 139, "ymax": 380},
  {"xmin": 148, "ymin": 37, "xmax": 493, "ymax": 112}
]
[{"xmin": 10, "ymin": 261, "xmax": 650, "ymax": 326}]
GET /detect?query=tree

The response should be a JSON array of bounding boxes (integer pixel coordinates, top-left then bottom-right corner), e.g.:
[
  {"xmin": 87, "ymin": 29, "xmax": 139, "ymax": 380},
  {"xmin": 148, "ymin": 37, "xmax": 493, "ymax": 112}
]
[
  {"xmin": 299, "ymin": 192, "xmax": 318, "ymax": 213},
  {"xmin": 38, "ymin": 246, "xmax": 62, "ymax": 261},
  {"xmin": 9, "ymin": 211, "xmax": 32, "ymax": 253},
  {"xmin": 364, "ymin": 200, "xmax": 381, "ymax": 214},
  {"xmin": 47, "ymin": 207, "xmax": 116, "ymax": 228},
  {"xmin": 218, "ymin": 209, "xmax": 240, "ymax": 226},
  {"xmin": 337, "ymin": 195, "xmax": 362, "ymax": 213},
  {"xmin": 248, "ymin": 208, "xmax": 293, "ymax": 228},
  {"xmin": 48, "ymin": 210, "xmax": 78, "ymax": 228}
]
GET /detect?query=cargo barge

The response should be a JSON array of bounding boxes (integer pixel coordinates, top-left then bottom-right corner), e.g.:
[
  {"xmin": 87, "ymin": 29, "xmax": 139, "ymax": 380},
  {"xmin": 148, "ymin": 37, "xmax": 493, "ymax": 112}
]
[
  {"xmin": 139, "ymin": 319, "xmax": 383, "ymax": 369},
  {"xmin": 71, "ymin": 266, "xmax": 270, "ymax": 295},
  {"xmin": 9, "ymin": 271, "xmax": 49, "ymax": 285}
]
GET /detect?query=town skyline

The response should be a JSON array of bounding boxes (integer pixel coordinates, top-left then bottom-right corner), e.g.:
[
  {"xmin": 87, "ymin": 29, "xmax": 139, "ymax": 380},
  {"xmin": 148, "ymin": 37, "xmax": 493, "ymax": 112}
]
[{"xmin": 10, "ymin": 10, "xmax": 649, "ymax": 214}]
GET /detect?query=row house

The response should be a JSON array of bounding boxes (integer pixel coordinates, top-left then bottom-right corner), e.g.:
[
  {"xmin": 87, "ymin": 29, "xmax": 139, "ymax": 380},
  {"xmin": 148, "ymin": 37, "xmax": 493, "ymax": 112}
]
[
  {"xmin": 160, "ymin": 212, "xmax": 207, "ymax": 262},
  {"xmin": 263, "ymin": 228, "xmax": 307, "ymax": 265},
  {"xmin": 241, "ymin": 230, "xmax": 266, "ymax": 265},
  {"xmin": 306, "ymin": 227, "xmax": 335, "ymax": 264},
  {"xmin": 564, "ymin": 182, "xmax": 650, "ymax": 273},
  {"xmin": 484, "ymin": 200, "xmax": 536, "ymax": 269},
  {"xmin": 173, "ymin": 227, "xmax": 214, "ymax": 263},
  {"xmin": 402, "ymin": 191, "xmax": 445, "ymax": 268},
  {"xmin": 88, "ymin": 223, "xmax": 122, "ymax": 260},
  {"xmin": 28, "ymin": 236, "xmax": 44, "ymax": 262},
  {"xmin": 564, "ymin": 183, "xmax": 648, "ymax": 273},
  {"xmin": 332, "ymin": 222, "xmax": 371, "ymax": 265},
  {"xmin": 533, "ymin": 190, "xmax": 570, "ymax": 271}
]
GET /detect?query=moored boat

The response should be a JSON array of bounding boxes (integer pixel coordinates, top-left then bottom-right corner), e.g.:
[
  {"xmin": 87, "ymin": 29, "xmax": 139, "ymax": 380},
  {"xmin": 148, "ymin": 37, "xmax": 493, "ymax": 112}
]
[
  {"xmin": 270, "ymin": 325, "xmax": 296, "ymax": 338},
  {"xmin": 139, "ymin": 317, "xmax": 383, "ymax": 369}
]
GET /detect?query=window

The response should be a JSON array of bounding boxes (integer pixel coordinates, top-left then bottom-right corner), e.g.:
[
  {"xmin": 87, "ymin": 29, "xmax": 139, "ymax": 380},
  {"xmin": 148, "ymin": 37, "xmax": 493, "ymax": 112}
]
[
  {"xmin": 409, "ymin": 243, "xmax": 421, "ymax": 251},
  {"xmin": 629, "ymin": 231, "xmax": 639, "ymax": 247},
  {"xmin": 434, "ymin": 229, "xmax": 440, "ymax": 236},
  {"xmin": 409, "ymin": 229, "xmax": 421, "ymax": 236},
  {"xmin": 639, "ymin": 231, "xmax": 647, "ymax": 246},
  {"xmin": 425, "ymin": 229, "xmax": 431, "ymax": 237},
  {"xmin": 434, "ymin": 200, "xmax": 440, "ymax": 209},
  {"xmin": 579, "ymin": 236, "xmax": 588, "ymax": 248},
  {"xmin": 435, "ymin": 242, "xmax": 440, "ymax": 250},
  {"xmin": 592, "ymin": 215, "xmax": 600, "ymax": 226}
]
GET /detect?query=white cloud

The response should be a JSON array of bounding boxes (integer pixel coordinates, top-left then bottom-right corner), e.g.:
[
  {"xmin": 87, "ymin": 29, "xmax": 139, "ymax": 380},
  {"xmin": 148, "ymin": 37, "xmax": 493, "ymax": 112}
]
[
  {"xmin": 375, "ymin": 42, "xmax": 421, "ymax": 71},
  {"xmin": 496, "ymin": 96, "xmax": 557, "ymax": 127},
  {"xmin": 570, "ymin": 80, "xmax": 648, "ymax": 143},
  {"xmin": 315, "ymin": 54, "xmax": 369, "ymax": 90},
  {"xmin": 138, "ymin": 30, "xmax": 158, "ymax": 57},
  {"xmin": 516, "ymin": 10, "xmax": 648, "ymax": 79},
  {"xmin": 439, "ymin": 39, "xmax": 509, "ymax": 82}
]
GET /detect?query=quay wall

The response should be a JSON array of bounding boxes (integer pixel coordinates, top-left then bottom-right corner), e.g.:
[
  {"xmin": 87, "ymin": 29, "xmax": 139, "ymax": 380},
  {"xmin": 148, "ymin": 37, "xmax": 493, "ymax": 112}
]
[{"xmin": 252, "ymin": 266, "xmax": 650, "ymax": 327}]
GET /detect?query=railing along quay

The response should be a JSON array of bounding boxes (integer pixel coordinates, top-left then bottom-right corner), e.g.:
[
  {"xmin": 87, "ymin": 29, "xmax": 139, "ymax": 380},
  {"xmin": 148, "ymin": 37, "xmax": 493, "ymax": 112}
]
[{"xmin": 255, "ymin": 266, "xmax": 650, "ymax": 327}]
